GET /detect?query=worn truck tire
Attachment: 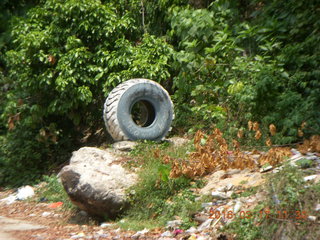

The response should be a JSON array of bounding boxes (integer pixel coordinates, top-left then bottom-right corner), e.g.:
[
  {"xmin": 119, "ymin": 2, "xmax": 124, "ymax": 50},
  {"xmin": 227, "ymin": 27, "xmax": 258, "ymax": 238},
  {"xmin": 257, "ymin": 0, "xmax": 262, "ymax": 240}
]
[{"xmin": 103, "ymin": 78, "xmax": 174, "ymax": 141}]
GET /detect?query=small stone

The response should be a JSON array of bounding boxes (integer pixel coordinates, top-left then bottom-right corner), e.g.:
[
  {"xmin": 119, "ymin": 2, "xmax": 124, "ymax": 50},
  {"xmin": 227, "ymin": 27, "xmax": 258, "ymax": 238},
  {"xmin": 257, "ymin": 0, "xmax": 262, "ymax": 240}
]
[
  {"xmin": 315, "ymin": 204, "xmax": 320, "ymax": 212},
  {"xmin": 186, "ymin": 227, "xmax": 197, "ymax": 234},
  {"xmin": 131, "ymin": 228, "xmax": 149, "ymax": 239},
  {"xmin": 308, "ymin": 216, "xmax": 317, "ymax": 221},
  {"xmin": 260, "ymin": 166, "xmax": 273, "ymax": 173},
  {"xmin": 79, "ymin": 211, "xmax": 88, "ymax": 216},
  {"xmin": 100, "ymin": 223, "xmax": 114, "ymax": 228},
  {"xmin": 304, "ymin": 175, "xmax": 318, "ymax": 182},
  {"xmin": 233, "ymin": 201, "xmax": 242, "ymax": 214},
  {"xmin": 41, "ymin": 212, "xmax": 51, "ymax": 217},
  {"xmin": 112, "ymin": 141, "xmax": 137, "ymax": 151},
  {"xmin": 160, "ymin": 231, "xmax": 172, "ymax": 237},
  {"xmin": 71, "ymin": 232, "xmax": 85, "ymax": 239},
  {"xmin": 211, "ymin": 192, "xmax": 228, "ymax": 199},
  {"xmin": 226, "ymin": 169, "xmax": 241, "ymax": 175},
  {"xmin": 166, "ymin": 220, "xmax": 182, "ymax": 229},
  {"xmin": 201, "ymin": 202, "xmax": 213, "ymax": 208},
  {"xmin": 29, "ymin": 214, "xmax": 36, "ymax": 217}
]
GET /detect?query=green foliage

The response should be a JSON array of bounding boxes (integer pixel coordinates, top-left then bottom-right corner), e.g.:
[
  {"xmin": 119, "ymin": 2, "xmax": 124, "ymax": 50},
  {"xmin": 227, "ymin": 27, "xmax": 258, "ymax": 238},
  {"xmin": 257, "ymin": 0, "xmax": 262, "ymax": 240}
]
[
  {"xmin": 121, "ymin": 142, "xmax": 201, "ymax": 230},
  {"xmin": 38, "ymin": 175, "xmax": 75, "ymax": 210},
  {"xmin": 0, "ymin": 0, "xmax": 174, "ymax": 186},
  {"xmin": 223, "ymin": 165, "xmax": 320, "ymax": 239}
]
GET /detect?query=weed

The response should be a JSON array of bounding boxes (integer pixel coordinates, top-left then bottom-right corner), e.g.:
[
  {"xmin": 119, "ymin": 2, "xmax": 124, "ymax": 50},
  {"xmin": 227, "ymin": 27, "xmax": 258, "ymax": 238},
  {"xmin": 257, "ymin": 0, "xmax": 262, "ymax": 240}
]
[
  {"xmin": 119, "ymin": 141, "xmax": 201, "ymax": 230},
  {"xmin": 36, "ymin": 175, "xmax": 75, "ymax": 210},
  {"xmin": 222, "ymin": 164, "xmax": 320, "ymax": 239}
]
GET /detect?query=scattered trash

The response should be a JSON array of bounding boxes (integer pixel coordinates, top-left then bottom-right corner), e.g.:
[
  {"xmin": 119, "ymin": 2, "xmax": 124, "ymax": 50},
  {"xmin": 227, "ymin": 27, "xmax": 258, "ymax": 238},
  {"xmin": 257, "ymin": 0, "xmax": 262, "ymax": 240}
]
[
  {"xmin": 173, "ymin": 229, "xmax": 183, "ymax": 236},
  {"xmin": 16, "ymin": 186, "xmax": 35, "ymax": 200},
  {"xmin": 48, "ymin": 201, "xmax": 63, "ymax": 208},
  {"xmin": 39, "ymin": 197, "xmax": 48, "ymax": 202},
  {"xmin": 1, "ymin": 185, "xmax": 34, "ymax": 204},
  {"xmin": 1, "ymin": 195, "xmax": 17, "ymax": 205}
]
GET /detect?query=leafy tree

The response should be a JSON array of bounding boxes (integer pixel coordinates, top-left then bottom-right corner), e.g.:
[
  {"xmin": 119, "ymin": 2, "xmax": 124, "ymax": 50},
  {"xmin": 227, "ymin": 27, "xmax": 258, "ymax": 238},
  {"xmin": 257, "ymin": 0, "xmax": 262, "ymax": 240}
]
[{"xmin": 0, "ymin": 0, "xmax": 173, "ymax": 186}]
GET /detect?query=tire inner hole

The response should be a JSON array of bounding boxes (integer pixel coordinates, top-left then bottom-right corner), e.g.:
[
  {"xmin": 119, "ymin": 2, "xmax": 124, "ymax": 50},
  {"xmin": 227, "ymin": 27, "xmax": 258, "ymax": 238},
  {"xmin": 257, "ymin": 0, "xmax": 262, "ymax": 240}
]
[{"xmin": 131, "ymin": 100, "xmax": 155, "ymax": 127}]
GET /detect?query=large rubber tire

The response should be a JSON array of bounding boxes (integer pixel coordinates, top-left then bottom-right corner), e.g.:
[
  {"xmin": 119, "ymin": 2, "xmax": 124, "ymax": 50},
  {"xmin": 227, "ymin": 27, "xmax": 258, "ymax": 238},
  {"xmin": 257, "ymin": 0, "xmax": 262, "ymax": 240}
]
[{"xmin": 103, "ymin": 78, "xmax": 174, "ymax": 141}]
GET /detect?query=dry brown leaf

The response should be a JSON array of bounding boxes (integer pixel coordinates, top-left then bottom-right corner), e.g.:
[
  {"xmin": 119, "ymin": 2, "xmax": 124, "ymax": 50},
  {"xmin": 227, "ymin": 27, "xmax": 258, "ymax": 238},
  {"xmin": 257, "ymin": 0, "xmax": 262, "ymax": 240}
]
[
  {"xmin": 253, "ymin": 122, "xmax": 260, "ymax": 131},
  {"xmin": 298, "ymin": 129, "xmax": 304, "ymax": 137},
  {"xmin": 301, "ymin": 121, "xmax": 307, "ymax": 129},
  {"xmin": 255, "ymin": 130, "xmax": 262, "ymax": 140},
  {"xmin": 248, "ymin": 121, "xmax": 253, "ymax": 131},
  {"xmin": 48, "ymin": 55, "xmax": 56, "ymax": 65},
  {"xmin": 269, "ymin": 124, "xmax": 276, "ymax": 136},
  {"xmin": 237, "ymin": 129, "xmax": 244, "ymax": 139},
  {"xmin": 265, "ymin": 138, "xmax": 272, "ymax": 146}
]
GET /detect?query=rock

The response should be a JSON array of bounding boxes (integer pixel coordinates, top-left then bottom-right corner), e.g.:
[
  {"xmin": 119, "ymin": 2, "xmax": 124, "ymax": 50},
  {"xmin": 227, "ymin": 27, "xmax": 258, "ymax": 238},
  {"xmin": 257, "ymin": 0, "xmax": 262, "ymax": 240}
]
[
  {"xmin": 167, "ymin": 137, "xmax": 190, "ymax": 147},
  {"xmin": 226, "ymin": 169, "xmax": 241, "ymax": 175},
  {"xmin": 260, "ymin": 165, "xmax": 273, "ymax": 173},
  {"xmin": 233, "ymin": 201, "xmax": 242, "ymax": 214},
  {"xmin": 161, "ymin": 231, "xmax": 173, "ymax": 237},
  {"xmin": 303, "ymin": 175, "xmax": 318, "ymax": 182},
  {"xmin": 59, "ymin": 147, "xmax": 138, "ymax": 218},
  {"xmin": 1, "ymin": 185, "xmax": 35, "ymax": 205},
  {"xmin": 100, "ymin": 223, "xmax": 114, "ymax": 228},
  {"xmin": 112, "ymin": 141, "xmax": 138, "ymax": 151},
  {"xmin": 186, "ymin": 227, "xmax": 197, "ymax": 234},
  {"xmin": 131, "ymin": 228, "xmax": 149, "ymax": 239},
  {"xmin": 307, "ymin": 216, "xmax": 317, "ymax": 221},
  {"xmin": 41, "ymin": 212, "xmax": 51, "ymax": 217},
  {"xmin": 212, "ymin": 191, "xmax": 233, "ymax": 199},
  {"xmin": 315, "ymin": 204, "xmax": 320, "ymax": 212},
  {"xmin": 166, "ymin": 220, "xmax": 182, "ymax": 229},
  {"xmin": 201, "ymin": 202, "xmax": 213, "ymax": 208}
]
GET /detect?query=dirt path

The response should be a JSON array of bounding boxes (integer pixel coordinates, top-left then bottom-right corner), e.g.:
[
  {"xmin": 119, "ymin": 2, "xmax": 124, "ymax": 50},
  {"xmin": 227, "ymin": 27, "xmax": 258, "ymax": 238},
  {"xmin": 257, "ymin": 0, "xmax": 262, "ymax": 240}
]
[{"xmin": 0, "ymin": 216, "xmax": 46, "ymax": 240}]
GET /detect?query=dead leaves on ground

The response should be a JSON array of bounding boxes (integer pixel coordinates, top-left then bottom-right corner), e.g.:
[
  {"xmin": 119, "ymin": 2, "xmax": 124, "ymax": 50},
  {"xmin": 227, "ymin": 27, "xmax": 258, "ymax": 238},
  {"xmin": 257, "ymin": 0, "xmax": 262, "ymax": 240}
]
[{"xmin": 166, "ymin": 125, "xmax": 320, "ymax": 179}]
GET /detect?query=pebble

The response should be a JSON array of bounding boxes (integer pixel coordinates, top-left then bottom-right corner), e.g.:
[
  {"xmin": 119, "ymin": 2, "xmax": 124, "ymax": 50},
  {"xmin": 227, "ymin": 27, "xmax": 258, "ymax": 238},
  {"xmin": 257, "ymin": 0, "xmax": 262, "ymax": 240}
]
[
  {"xmin": 160, "ymin": 231, "xmax": 173, "ymax": 237},
  {"xmin": 41, "ymin": 212, "xmax": 51, "ymax": 217},
  {"xmin": 303, "ymin": 175, "xmax": 318, "ymax": 182},
  {"xmin": 233, "ymin": 201, "xmax": 242, "ymax": 213},
  {"xmin": 166, "ymin": 220, "xmax": 182, "ymax": 229},
  {"xmin": 315, "ymin": 204, "xmax": 320, "ymax": 212},
  {"xmin": 211, "ymin": 192, "xmax": 228, "ymax": 199},
  {"xmin": 201, "ymin": 202, "xmax": 213, "ymax": 208},
  {"xmin": 186, "ymin": 227, "xmax": 197, "ymax": 234},
  {"xmin": 308, "ymin": 216, "xmax": 317, "ymax": 221},
  {"xmin": 260, "ymin": 165, "xmax": 273, "ymax": 173},
  {"xmin": 100, "ymin": 223, "xmax": 114, "ymax": 228},
  {"xmin": 131, "ymin": 228, "xmax": 149, "ymax": 239}
]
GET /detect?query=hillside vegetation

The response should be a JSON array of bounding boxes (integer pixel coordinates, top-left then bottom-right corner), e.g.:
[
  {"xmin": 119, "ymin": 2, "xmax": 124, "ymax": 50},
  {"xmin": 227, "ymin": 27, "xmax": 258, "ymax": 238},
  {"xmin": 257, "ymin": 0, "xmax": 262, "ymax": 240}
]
[{"xmin": 0, "ymin": 0, "xmax": 319, "ymax": 186}]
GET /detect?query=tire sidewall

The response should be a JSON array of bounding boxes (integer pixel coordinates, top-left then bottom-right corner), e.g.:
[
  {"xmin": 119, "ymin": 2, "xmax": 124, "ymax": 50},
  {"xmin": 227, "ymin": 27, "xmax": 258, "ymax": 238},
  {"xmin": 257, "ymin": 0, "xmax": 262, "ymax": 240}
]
[{"xmin": 117, "ymin": 82, "xmax": 173, "ymax": 140}]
